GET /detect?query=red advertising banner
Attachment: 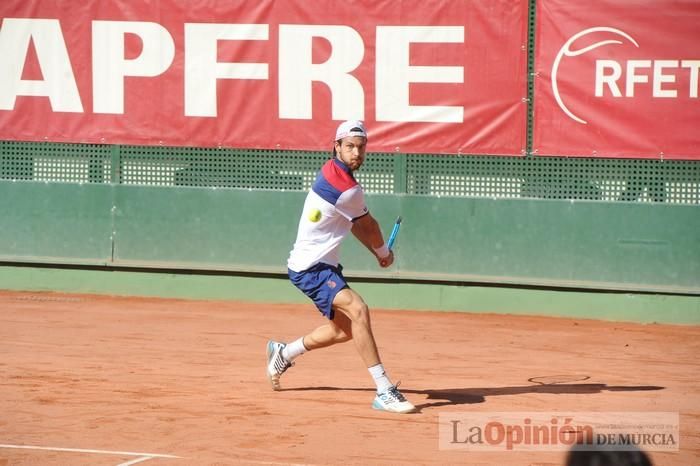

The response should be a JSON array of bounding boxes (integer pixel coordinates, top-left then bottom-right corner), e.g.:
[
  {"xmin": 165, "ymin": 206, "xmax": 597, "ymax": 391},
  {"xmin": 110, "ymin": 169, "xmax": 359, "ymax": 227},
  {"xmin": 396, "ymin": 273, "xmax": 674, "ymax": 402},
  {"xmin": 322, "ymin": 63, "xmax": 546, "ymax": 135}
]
[
  {"xmin": 0, "ymin": 1, "xmax": 528, "ymax": 155},
  {"xmin": 534, "ymin": 0, "xmax": 700, "ymax": 159}
]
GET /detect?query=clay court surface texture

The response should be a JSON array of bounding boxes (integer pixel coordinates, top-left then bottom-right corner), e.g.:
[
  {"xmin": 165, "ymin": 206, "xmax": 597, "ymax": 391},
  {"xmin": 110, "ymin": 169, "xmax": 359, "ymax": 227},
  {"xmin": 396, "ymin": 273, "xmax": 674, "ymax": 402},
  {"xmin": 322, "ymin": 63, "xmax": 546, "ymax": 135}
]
[{"xmin": 1, "ymin": 290, "xmax": 698, "ymax": 466}]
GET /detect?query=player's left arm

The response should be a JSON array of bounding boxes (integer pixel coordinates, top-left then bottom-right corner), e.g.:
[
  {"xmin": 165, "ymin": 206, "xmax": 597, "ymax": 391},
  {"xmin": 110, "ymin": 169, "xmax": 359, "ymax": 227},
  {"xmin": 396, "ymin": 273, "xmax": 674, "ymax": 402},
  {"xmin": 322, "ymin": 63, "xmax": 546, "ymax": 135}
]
[
  {"xmin": 351, "ymin": 213, "xmax": 394, "ymax": 268},
  {"xmin": 336, "ymin": 185, "xmax": 393, "ymax": 268}
]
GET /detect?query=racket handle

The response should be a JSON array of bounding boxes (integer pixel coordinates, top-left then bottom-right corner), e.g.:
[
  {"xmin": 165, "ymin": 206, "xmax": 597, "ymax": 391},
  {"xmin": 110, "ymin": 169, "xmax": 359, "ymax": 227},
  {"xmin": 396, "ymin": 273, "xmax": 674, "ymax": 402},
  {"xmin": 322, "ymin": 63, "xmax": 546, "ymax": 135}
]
[{"xmin": 387, "ymin": 216, "xmax": 402, "ymax": 250}]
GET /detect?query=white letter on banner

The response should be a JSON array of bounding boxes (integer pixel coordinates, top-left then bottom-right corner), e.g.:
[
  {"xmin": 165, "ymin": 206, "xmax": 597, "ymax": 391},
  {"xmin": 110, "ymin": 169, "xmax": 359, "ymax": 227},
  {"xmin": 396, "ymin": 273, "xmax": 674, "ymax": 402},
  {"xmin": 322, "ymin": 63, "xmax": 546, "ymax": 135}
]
[
  {"xmin": 279, "ymin": 25, "xmax": 364, "ymax": 120},
  {"xmin": 376, "ymin": 26, "xmax": 464, "ymax": 123},
  {"xmin": 92, "ymin": 21, "xmax": 175, "ymax": 114},
  {"xmin": 625, "ymin": 60, "xmax": 651, "ymax": 98},
  {"xmin": 681, "ymin": 60, "xmax": 700, "ymax": 98},
  {"xmin": 595, "ymin": 60, "xmax": 622, "ymax": 97},
  {"xmin": 653, "ymin": 60, "xmax": 678, "ymax": 98},
  {"xmin": 0, "ymin": 18, "xmax": 82, "ymax": 112},
  {"xmin": 185, "ymin": 24, "xmax": 269, "ymax": 117}
]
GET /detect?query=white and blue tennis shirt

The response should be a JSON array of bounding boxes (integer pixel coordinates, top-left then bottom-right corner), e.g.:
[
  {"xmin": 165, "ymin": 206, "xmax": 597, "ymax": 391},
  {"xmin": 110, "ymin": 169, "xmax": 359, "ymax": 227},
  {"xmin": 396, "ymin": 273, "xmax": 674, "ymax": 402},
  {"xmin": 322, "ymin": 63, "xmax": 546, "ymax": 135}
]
[{"xmin": 287, "ymin": 158, "xmax": 369, "ymax": 272}]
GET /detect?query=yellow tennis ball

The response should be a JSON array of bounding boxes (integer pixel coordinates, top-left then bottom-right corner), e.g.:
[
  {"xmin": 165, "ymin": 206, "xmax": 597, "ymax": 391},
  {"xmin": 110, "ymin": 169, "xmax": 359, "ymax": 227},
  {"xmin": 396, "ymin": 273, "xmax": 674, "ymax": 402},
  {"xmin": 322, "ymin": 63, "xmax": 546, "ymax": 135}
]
[{"xmin": 308, "ymin": 208, "xmax": 322, "ymax": 222}]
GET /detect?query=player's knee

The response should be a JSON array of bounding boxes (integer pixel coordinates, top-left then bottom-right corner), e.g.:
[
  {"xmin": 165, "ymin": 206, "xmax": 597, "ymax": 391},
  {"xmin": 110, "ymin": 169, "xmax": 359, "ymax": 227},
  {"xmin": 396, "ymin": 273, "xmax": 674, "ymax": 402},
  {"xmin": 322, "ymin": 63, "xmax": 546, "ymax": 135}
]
[{"xmin": 334, "ymin": 291, "xmax": 370, "ymax": 327}]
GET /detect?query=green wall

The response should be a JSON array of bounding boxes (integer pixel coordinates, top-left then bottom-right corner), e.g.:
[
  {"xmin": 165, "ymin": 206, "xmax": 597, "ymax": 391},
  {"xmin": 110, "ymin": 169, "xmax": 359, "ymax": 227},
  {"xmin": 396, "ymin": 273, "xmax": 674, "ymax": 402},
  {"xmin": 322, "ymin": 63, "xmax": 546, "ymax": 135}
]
[{"xmin": 1, "ymin": 181, "xmax": 697, "ymax": 294}]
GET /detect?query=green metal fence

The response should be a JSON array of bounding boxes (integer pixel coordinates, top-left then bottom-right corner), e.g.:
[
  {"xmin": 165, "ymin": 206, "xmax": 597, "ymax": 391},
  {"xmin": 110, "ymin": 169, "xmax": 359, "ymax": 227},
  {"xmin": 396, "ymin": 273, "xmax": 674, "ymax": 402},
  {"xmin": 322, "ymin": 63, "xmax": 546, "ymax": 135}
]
[{"xmin": 2, "ymin": 141, "xmax": 698, "ymax": 203}]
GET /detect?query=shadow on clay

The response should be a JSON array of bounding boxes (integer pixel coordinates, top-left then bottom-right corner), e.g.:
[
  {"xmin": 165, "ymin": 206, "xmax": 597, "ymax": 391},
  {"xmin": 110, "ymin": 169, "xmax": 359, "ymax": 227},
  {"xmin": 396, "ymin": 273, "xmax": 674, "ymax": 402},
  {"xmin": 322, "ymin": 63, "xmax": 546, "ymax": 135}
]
[{"xmin": 284, "ymin": 378, "xmax": 664, "ymax": 412}]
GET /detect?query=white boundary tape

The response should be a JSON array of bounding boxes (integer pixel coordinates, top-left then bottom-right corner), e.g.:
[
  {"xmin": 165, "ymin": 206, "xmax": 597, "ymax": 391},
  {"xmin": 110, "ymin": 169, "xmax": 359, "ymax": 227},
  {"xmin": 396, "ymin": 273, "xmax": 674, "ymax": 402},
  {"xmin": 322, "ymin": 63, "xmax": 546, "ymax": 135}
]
[{"xmin": 0, "ymin": 444, "xmax": 181, "ymax": 465}]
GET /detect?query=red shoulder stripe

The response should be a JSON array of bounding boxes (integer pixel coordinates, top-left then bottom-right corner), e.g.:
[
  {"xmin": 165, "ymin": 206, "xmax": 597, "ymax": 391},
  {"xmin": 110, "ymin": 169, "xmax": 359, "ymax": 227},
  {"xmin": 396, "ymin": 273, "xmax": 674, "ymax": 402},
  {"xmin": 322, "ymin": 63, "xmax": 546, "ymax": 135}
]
[{"xmin": 321, "ymin": 159, "xmax": 357, "ymax": 192}]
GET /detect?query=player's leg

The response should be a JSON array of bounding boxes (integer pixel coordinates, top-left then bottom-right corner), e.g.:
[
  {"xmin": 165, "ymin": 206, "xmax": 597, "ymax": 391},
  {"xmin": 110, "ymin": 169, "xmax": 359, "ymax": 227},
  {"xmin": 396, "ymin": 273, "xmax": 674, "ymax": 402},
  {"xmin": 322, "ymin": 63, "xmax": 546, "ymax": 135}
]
[
  {"xmin": 301, "ymin": 310, "xmax": 353, "ymax": 351},
  {"xmin": 278, "ymin": 307, "xmax": 352, "ymax": 367},
  {"xmin": 275, "ymin": 289, "xmax": 375, "ymax": 365},
  {"xmin": 332, "ymin": 287, "xmax": 415, "ymax": 414},
  {"xmin": 268, "ymin": 267, "xmax": 353, "ymax": 391},
  {"xmin": 331, "ymin": 287, "xmax": 380, "ymax": 367},
  {"xmin": 267, "ymin": 302, "xmax": 353, "ymax": 391}
]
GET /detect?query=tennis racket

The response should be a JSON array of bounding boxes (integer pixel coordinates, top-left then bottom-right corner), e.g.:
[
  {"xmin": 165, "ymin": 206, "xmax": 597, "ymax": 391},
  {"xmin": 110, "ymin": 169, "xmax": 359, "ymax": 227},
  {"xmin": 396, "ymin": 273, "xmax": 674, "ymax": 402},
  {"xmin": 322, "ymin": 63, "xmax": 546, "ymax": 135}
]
[{"xmin": 387, "ymin": 216, "xmax": 402, "ymax": 251}]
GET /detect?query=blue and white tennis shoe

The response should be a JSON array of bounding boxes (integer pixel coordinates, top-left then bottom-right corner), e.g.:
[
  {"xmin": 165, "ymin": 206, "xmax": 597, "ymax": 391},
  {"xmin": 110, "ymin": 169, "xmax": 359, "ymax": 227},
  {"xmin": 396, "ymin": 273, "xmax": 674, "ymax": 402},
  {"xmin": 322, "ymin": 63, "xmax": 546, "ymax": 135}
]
[
  {"xmin": 372, "ymin": 384, "xmax": 416, "ymax": 414},
  {"xmin": 266, "ymin": 340, "xmax": 293, "ymax": 391}
]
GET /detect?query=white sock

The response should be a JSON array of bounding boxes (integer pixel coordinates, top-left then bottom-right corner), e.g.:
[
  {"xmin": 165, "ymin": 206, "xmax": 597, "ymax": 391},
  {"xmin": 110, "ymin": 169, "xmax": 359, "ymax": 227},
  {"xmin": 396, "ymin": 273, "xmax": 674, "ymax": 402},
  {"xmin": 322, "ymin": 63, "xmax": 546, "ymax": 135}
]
[
  {"xmin": 368, "ymin": 363, "xmax": 393, "ymax": 393},
  {"xmin": 282, "ymin": 337, "xmax": 307, "ymax": 362}
]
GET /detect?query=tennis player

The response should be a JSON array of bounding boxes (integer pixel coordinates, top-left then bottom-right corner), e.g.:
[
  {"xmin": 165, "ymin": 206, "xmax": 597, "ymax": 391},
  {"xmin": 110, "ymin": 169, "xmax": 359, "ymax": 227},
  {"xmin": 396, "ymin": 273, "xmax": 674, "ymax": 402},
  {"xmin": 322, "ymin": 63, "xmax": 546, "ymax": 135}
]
[{"xmin": 266, "ymin": 120, "xmax": 415, "ymax": 414}]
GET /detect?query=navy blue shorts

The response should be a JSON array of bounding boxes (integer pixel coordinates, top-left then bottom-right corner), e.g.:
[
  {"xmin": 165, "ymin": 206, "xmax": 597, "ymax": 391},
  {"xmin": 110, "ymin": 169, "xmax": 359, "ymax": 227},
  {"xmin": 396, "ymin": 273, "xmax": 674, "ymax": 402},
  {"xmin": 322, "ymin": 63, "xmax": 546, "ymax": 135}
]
[{"xmin": 288, "ymin": 263, "xmax": 349, "ymax": 320}]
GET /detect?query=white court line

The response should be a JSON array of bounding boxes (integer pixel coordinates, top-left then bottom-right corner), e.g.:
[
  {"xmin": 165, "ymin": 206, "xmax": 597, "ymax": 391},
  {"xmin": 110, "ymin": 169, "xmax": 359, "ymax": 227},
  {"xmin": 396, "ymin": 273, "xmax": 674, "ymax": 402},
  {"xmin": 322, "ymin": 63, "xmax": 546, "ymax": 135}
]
[
  {"xmin": 117, "ymin": 456, "xmax": 156, "ymax": 466},
  {"xmin": 0, "ymin": 444, "xmax": 181, "ymax": 464},
  {"xmin": 0, "ymin": 444, "xmax": 324, "ymax": 466},
  {"xmin": 244, "ymin": 462, "xmax": 317, "ymax": 466}
]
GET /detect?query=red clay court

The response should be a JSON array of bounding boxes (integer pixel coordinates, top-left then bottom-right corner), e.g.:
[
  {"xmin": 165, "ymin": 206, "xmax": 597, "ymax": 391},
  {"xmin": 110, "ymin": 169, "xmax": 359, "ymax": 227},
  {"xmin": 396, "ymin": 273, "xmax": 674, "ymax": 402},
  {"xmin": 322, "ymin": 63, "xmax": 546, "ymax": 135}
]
[{"xmin": 1, "ymin": 290, "xmax": 698, "ymax": 465}]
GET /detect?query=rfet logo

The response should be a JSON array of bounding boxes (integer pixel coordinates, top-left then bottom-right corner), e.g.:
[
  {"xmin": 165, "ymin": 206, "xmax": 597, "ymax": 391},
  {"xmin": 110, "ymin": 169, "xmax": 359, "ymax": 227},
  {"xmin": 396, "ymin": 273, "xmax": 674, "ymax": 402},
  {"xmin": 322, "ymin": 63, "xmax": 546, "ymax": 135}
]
[{"xmin": 552, "ymin": 27, "xmax": 700, "ymax": 124}]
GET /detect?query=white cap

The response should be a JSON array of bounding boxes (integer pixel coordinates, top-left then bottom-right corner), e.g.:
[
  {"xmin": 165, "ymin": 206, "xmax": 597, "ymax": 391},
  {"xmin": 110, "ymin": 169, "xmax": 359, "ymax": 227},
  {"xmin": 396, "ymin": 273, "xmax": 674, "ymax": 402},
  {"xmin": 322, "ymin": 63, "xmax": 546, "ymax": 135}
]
[{"xmin": 335, "ymin": 120, "xmax": 367, "ymax": 141}]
